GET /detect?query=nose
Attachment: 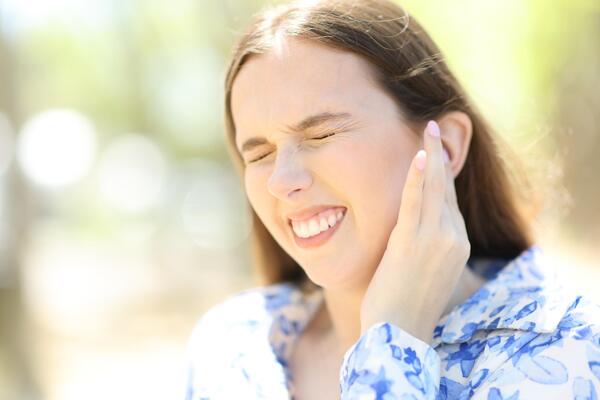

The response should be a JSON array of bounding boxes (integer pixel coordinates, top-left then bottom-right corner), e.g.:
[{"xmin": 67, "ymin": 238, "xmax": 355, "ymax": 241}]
[{"xmin": 266, "ymin": 147, "xmax": 312, "ymax": 202}]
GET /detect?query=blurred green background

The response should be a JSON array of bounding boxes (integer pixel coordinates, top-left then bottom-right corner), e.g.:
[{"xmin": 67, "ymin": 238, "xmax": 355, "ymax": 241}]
[{"xmin": 0, "ymin": 0, "xmax": 598, "ymax": 398}]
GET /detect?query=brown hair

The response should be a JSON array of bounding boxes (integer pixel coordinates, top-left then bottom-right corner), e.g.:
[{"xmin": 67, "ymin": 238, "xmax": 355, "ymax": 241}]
[{"xmin": 222, "ymin": 0, "xmax": 538, "ymax": 289}]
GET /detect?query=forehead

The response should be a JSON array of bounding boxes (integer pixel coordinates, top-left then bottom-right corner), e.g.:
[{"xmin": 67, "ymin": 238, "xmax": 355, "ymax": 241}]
[{"xmin": 231, "ymin": 37, "xmax": 383, "ymax": 143}]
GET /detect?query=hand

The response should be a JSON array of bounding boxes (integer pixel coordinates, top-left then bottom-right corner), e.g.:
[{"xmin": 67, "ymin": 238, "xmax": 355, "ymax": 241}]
[{"xmin": 359, "ymin": 120, "xmax": 471, "ymax": 345}]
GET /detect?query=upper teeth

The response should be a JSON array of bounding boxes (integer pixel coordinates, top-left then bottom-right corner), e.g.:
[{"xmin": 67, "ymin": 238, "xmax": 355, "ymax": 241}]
[{"xmin": 291, "ymin": 209, "xmax": 345, "ymax": 238}]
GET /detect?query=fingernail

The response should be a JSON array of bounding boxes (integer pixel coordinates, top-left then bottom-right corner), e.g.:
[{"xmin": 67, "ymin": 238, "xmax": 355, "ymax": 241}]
[
  {"xmin": 427, "ymin": 120, "xmax": 440, "ymax": 137},
  {"xmin": 415, "ymin": 149, "xmax": 426, "ymax": 171},
  {"xmin": 442, "ymin": 149, "xmax": 450, "ymax": 164}
]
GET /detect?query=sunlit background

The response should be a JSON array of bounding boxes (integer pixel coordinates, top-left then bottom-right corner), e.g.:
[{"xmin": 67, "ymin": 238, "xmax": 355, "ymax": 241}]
[{"xmin": 0, "ymin": 0, "xmax": 598, "ymax": 398}]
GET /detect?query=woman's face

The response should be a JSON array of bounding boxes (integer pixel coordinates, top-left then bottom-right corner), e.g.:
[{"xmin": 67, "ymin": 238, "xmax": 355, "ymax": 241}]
[{"xmin": 231, "ymin": 37, "xmax": 422, "ymax": 291}]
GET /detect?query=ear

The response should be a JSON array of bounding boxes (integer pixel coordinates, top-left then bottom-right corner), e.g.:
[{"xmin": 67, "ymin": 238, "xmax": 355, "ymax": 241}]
[{"xmin": 437, "ymin": 111, "xmax": 473, "ymax": 177}]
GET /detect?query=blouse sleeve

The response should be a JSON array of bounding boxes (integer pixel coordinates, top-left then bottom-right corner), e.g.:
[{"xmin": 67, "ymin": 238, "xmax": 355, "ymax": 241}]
[{"xmin": 339, "ymin": 322, "xmax": 441, "ymax": 399}]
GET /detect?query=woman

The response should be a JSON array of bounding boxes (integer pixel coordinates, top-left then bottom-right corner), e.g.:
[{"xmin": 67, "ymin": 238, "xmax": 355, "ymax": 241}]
[{"xmin": 184, "ymin": 0, "xmax": 600, "ymax": 398}]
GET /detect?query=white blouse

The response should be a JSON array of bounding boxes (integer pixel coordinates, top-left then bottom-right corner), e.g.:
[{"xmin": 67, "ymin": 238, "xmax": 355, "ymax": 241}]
[{"xmin": 184, "ymin": 245, "xmax": 600, "ymax": 399}]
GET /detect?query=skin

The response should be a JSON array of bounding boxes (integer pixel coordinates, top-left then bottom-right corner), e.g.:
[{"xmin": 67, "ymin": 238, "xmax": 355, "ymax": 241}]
[
  {"xmin": 359, "ymin": 119, "xmax": 472, "ymax": 344},
  {"xmin": 231, "ymin": 37, "xmax": 485, "ymax": 383}
]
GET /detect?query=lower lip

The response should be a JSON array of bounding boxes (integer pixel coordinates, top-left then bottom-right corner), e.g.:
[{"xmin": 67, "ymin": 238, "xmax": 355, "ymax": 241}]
[{"xmin": 291, "ymin": 209, "xmax": 346, "ymax": 249}]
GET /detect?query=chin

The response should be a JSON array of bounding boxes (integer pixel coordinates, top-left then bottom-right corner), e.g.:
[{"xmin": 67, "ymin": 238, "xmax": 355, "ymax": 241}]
[{"xmin": 301, "ymin": 258, "xmax": 369, "ymax": 292}]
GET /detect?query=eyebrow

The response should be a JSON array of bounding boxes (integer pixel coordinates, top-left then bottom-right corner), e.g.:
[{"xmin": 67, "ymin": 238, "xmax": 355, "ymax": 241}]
[{"xmin": 239, "ymin": 111, "xmax": 354, "ymax": 154}]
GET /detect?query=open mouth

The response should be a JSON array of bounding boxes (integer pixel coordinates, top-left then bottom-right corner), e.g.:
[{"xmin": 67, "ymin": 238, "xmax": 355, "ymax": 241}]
[{"xmin": 288, "ymin": 208, "xmax": 347, "ymax": 248}]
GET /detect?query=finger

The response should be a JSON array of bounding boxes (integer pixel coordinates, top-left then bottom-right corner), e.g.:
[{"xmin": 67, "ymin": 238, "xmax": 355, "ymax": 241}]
[
  {"xmin": 440, "ymin": 200, "xmax": 455, "ymax": 233},
  {"xmin": 442, "ymin": 151, "xmax": 468, "ymax": 235},
  {"xmin": 421, "ymin": 120, "xmax": 445, "ymax": 229},
  {"xmin": 395, "ymin": 149, "xmax": 427, "ymax": 239},
  {"xmin": 443, "ymin": 148, "xmax": 458, "ymax": 209}
]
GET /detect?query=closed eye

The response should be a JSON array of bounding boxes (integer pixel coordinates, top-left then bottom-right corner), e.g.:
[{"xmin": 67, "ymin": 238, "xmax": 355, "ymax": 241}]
[
  {"xmin": 248, "ymin": 152, "xmax": 271, "ymax": 163},
  {"xmin": 247, "ymin": 131, "xmax": 337, "ymax": 164},
  {"xmin": 310, "ymin": 131, "xmax": 336, "ymax": 140}
]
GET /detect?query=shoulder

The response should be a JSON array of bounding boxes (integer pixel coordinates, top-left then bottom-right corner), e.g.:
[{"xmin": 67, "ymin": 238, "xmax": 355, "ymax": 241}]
[
  {"xmin": 481, "ymin": 295, "xmax": 600, "ymax": 398},
  {"xmin": 493, "ymin": 272, "xmax": 600, "ymax": 363},
  {"xmin": 558, "ymin": 294, "xmax": 600, "ymax": 338},
  {"xmin": 548, "ymin": 294, "xmax": 600, "ymax": 368},
  {"xmin": 182, "ymin": 281, "xmax": 325, "ymax": 398},
  {"xmin": 436, "ymin": 245, "xmax": 600, "ymax": 397},
  {"xmin": 186, "ymin": 282, "xmax": 298, "ymax": 349},
  {"xmin": 436, "ymin": 295, "xmax": 600, "ymax": 399},
  {"xmin": 183, "ymin": 282, "xmax": 302, "ymax": 398},
  {"xmin": 516, "ymin": 293, "xmax": 600, "ymax": 366}
]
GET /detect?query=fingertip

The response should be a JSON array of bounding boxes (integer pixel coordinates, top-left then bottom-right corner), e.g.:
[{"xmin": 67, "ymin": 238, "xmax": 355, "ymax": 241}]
[
  {"xmin": 415, "ymin": 149, "xmax": 427, "ymax": 171},
  {"xmin": 426, "ymin": 120, "xmax": 440, "ymax": 138}
]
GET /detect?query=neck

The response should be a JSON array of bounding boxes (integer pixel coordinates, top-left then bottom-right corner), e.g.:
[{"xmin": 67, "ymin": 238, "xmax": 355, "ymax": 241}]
[
  {"xmin": 322, "ymin": 286, "xmax": 364, "ymax": 357},
  {"xmin": 308, "ymin": 265, "xmax": 486, "ymax": 357}
]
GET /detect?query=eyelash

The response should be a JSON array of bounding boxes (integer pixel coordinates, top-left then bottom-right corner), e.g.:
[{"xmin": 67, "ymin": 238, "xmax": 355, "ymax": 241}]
[{"xmin": 248, "ymin": 131, "xmax": 336, "ymax": 164}]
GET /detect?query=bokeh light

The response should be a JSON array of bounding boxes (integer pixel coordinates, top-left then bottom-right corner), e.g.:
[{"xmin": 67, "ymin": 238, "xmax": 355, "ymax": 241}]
[
  {"xmin": 16, "ymin": 109, "xmax": 96, "ymax": 189},
  {"xmin": 97, "ymin": 133, "xmax": 167, "ymax": 214}
]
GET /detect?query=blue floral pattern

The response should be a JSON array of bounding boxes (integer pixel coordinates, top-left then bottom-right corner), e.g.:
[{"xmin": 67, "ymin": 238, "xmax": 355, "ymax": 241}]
[{"xmin": 184, "ymin": 245, "xmax": 600, "ymax": 399}]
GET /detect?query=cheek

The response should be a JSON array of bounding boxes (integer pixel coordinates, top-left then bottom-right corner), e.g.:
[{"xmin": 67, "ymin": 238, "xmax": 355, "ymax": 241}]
[{"xmin": 329, "ymin": 139, "xmax": 412, "ymax": 242}]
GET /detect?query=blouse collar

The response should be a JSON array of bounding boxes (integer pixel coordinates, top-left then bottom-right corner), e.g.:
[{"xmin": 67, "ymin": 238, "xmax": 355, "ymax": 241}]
[
  {"xmin": 253, "ymin": 244, "xmax": 575, "ymax": 397},
  {"xmin": 265, "ymin": 244, "xmax": 575, "ymax": 353},
  {"xmin": 431, "ymin": 244, "xmax": 575, "ymax": 347}
]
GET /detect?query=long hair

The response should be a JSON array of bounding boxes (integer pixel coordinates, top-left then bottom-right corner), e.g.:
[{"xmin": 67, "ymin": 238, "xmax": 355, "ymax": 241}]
[{"xmin": 222, "ymin": 0, "xmax": 538, "ymax": 290}]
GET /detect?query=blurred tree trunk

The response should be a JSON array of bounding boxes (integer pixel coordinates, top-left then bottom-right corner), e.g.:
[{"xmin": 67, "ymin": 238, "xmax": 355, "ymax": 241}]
[{"xmin": 0, "ymin": 14, "xmax": 41, "ymax": 400}]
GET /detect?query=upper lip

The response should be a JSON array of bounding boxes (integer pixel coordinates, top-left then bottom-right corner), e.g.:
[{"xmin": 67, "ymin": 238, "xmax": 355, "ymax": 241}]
[{"xmin": 285, "ymin": 205, "xmax": 346, "ymax": 223}]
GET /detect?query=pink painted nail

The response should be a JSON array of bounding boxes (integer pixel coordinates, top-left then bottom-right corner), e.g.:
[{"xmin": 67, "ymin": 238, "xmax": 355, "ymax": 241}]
[{"xmin": 427, "ymin": 120, "xmax": 440, "ymax": 137}]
